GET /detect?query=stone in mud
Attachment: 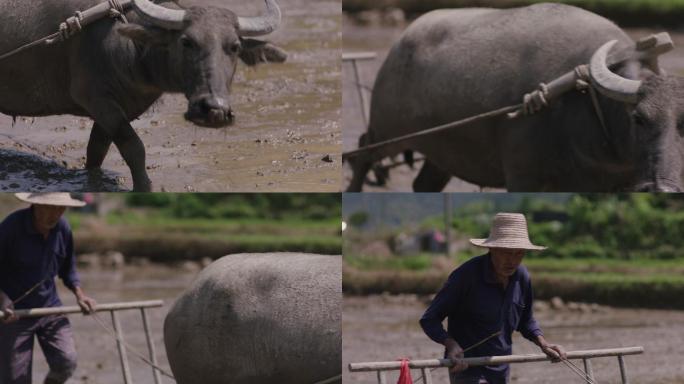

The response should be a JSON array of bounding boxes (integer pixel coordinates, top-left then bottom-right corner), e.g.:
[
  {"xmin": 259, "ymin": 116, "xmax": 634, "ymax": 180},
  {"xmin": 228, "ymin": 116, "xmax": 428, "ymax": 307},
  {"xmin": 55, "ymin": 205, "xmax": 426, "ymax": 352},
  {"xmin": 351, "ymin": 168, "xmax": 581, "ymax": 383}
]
[{"xmin": 164, "ymin": 253, "xmax": 341, "ymax": 384}]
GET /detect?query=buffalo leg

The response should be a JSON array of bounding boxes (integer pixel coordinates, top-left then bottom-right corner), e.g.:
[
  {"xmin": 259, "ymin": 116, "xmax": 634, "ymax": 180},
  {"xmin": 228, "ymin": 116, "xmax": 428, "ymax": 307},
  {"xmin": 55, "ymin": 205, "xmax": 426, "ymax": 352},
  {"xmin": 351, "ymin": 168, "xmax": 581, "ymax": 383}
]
[
  {"xmin": 413, "ymin": 160, "xmax": 451, "ymax": 192},
  {"xmin": 86, "ymin": 123, "xmax": 112, "ymax": 169},
  {"xmin": 347, "ymin": 157, "xmax": 372, "ymax": 192},
  {"xmin": 81, "ymin": 99, "xmax": 152, "ymax": 191}
]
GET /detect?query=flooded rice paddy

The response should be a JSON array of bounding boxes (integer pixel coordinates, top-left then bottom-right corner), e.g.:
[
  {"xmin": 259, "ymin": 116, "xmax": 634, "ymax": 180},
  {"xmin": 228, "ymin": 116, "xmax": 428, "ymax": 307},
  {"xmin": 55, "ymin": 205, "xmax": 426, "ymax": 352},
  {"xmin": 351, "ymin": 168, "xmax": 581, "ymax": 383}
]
[
  {"xmin": 0, "ymin": 0, "xmax": 341, "ymax": 192},
  {"xmin": 30, "ymin": 265, "xmax": 196, "ymax": 383},
  {"xmin": 343, "ymin": 295, "xmax": 684, "ymax": 384},
  {"xmin": 342, "ymin": 16, "xmax": 684, "ymax": 192}
]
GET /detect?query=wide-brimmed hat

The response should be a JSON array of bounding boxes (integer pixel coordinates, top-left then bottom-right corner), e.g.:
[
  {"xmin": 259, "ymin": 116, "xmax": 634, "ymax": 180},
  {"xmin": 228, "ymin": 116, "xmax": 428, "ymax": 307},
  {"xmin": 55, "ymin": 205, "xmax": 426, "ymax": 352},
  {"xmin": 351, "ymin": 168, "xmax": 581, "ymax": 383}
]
[
  {"xmin": 469, "ymin": 213, "xmax": 546, "ymax": 251},
  {"xmin": 15, "ymin": 193, "xmax": 86, "ymax": 207}
]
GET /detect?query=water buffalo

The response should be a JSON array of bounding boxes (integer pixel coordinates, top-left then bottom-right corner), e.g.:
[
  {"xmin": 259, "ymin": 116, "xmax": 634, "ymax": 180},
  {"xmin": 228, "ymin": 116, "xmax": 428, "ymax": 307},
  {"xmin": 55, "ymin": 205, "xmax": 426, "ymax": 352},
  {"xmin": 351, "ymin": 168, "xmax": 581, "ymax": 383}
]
[
  {"xmin": 164, "ymin": 253, "xmax": 341, "ymax": 384},
  {"xmin": 347, "ymin": 3, "xmax": 684, "ymax": 192},
  {"xmin": 0, "ymin": 0, "xmax": 287, "ymax": 191}
]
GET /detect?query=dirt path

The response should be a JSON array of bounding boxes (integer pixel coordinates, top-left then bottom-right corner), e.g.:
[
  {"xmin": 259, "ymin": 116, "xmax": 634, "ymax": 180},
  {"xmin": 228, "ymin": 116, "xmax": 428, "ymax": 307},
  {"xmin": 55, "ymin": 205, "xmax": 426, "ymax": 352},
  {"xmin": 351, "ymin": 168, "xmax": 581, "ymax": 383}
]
[
  {"xmin": 342, "ymin": 16, "xmax": 684, "ymax": 192},
  {"xmin": 343, "ymin": 295, "xmax": 684, "ymax": 384},
  {"xmin": 0, "ymin": 0, "xmax": 341, "ymax": 192}
]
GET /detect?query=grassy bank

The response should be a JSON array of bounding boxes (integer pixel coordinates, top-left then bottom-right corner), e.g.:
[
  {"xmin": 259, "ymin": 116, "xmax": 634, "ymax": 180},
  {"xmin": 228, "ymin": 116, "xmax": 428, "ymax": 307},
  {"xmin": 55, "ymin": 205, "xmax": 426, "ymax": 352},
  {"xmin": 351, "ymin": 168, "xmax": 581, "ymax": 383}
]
[
  {"xmin": 343, "ymin": 255, "xmax": 684, "ymax": 309},
  {"xmin": 343, "ymin": 0, "xmax": 684, "ymax": 27},
  {"xmin": 72, "ymin": 214, "xmax": 341, "ymax": 261}
]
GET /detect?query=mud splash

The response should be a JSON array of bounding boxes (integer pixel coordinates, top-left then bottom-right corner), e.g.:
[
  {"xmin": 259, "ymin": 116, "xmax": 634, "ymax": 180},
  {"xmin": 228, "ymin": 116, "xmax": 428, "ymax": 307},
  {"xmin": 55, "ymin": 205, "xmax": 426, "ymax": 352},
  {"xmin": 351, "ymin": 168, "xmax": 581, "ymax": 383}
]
[
  {"xmin": 0, "ymin": 0, "xmax": 341, "ymax": 192},
  {"xmin": 0, "ymin": 148, "xmax": 124, "ymax": 192}
]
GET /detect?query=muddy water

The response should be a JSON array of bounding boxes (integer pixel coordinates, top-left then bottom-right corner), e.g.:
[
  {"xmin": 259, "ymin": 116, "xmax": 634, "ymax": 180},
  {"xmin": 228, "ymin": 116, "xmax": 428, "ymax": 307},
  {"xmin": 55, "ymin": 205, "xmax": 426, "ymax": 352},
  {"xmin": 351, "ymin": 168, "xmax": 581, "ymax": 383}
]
[
  {"xmin": 0, "ymin": 0, "xmax": 341, "ymax": 192},
  {"xmin": 343, "ymin": 295, "xmax": 684, "ymax": 384},
  {"xmin": 342, "ymin": 16, "xmax": 684, "ymax": 192},
  {"xmin": 28, "ymin": 265, "xmax": 196, "ymax": 383}
]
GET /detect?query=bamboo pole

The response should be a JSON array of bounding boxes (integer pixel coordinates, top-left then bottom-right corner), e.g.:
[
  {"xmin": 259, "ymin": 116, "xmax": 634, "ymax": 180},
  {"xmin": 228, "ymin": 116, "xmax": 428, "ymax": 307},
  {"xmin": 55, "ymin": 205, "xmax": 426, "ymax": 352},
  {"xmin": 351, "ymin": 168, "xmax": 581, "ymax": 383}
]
[
  {"xmin": 349, "ymin": 347, "xmax": 644, "ymax": 372},
  {"xmin": 618, "ymin": 355, "xmax": 628, "ymax": 384},
  {"xmin": 377, "ymin": 371, "xmax": 387, "ymax": 384},
  {"xmin": 0, "ymin": 300, "xmax": 164, "ymax": 319},
  {"xmin": 342, "ymin": 52, "xmax": 377, "ymax": 61},
  {"xmin": 111, "ymin": 311, "xmax": 133, "ymax": 384},
  {"xmin": 421, "ymin": 368, "xmax": 433, "ymax": 384},
  {"xmin": 140, "ymin": 308, "xmax": 162, "ymax": 384},
  {"xmin": 583, "ymin": 358, "xmax": 595, "ymax": 382}
]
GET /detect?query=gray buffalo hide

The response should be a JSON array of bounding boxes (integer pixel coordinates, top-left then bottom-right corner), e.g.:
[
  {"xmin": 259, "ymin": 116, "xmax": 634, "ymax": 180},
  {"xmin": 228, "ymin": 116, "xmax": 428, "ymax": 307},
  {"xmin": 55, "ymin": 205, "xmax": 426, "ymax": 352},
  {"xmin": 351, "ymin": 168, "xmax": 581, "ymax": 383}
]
[{"xmin": 164, "ymin": 253, "xmax": 341, "ymax": 384}]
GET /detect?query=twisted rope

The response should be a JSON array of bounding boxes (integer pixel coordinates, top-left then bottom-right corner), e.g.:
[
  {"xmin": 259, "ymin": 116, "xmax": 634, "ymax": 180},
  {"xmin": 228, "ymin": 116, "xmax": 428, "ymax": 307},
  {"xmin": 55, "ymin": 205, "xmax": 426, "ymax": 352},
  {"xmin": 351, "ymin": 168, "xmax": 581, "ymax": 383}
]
[
  {"xmin": 108, "ymin": 0, "xmax": 129, "ymax": 23},
  {"xmin": 0, "ymin": 0, "xmax": 130, "ymax": 61}
]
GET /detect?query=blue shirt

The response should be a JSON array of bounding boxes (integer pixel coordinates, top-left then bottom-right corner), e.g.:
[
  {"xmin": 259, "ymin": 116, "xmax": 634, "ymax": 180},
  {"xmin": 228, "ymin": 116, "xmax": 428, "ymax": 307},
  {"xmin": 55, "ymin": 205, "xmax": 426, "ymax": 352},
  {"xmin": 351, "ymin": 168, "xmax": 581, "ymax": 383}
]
[
  {"xmin": 420, "ymin": 253, "xmax": 542, "ymax": 383},
  {"xmin": 0, "ymin": 207, "xmax": 80, "ymax": 310}
]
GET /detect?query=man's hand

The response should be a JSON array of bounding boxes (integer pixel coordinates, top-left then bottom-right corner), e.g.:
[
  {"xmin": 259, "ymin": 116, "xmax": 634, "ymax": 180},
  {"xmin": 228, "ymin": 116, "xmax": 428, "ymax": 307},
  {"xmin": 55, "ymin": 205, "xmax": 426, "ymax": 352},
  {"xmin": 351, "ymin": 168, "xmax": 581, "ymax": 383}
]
[
  {"xmin": 444, "ymin": 338, "xmax": 468, "ymax": 373},
  {"xmin": 1, "ymin": 307, "xmax": 18, "ymax": 324},
  {"xmin": 73, "ymin": 287, "xmax": 97, "ymax": 314},
  {"xmin": 0, "ymin": 291, "xmax": 18, "ymax": 324},
  {"xmin": 540, "ymin": 343, "xmax": 566, "ymax": 363}
]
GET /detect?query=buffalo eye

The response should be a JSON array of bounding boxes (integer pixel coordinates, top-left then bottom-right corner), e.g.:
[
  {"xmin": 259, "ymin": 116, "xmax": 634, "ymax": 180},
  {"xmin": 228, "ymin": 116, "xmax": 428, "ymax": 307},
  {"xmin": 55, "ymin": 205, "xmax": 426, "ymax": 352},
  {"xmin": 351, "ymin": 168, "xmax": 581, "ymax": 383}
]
[
  {"xmin": 225, "ymin": 42, "xmax": 241, "ymax": 55},
  {"xmin": 632, "ymin": 111, "xmax": 646, "ymax": 127},
  {"xmin": 180, "ymin": 35, "xmax": 197, "ymax": 50}
]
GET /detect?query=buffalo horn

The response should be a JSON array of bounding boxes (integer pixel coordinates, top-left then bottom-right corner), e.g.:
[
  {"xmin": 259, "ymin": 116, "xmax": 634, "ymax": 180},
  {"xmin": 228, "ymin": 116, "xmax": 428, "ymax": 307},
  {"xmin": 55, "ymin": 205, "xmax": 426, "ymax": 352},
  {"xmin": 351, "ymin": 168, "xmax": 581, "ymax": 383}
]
[
  {"xmin": 589, "ymin": 40, "xmax": 642, "ymax": 104},
  {"xmin": 132, "ymin": 0, "xmax": 186, "ymax": 30},
  {"xmin": 237, "ymin": 0, "xmax": 281, "ymax": 37}
]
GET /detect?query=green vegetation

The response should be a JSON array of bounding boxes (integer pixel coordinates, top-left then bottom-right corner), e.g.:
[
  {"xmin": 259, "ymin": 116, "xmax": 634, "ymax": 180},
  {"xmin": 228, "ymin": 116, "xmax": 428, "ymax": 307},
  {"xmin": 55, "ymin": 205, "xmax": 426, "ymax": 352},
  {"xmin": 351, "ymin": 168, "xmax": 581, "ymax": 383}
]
[
  {"xmin": 65, "ymin": 193, "xmax": 341, "ymax": 260},
  {"xmin": 344, "ymin": 194, "xmax": 684, "ymax": 309}
]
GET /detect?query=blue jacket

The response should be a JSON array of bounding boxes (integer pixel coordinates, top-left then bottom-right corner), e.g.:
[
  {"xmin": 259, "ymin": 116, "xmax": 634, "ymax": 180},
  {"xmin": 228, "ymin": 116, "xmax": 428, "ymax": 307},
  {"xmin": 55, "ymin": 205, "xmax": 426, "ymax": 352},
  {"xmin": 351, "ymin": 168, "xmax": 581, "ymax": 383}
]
[
  {"xmin": 420, "ymin": 253, "xmax": 542, "ymax": 383},
  {"xmin": 0, "ymin": 207, "xmax": 80, "ymax": 310}
]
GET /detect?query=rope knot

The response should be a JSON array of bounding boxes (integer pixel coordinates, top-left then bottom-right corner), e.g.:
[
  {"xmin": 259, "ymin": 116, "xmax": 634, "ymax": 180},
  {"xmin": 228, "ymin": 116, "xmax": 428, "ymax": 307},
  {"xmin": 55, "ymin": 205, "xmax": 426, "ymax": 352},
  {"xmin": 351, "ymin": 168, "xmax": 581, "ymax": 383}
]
[
  {"xmin": 108, "ymin": 0, "xmax": 129, "ymax": 23},
  {"xmin": 574, "ymin": 64, "xmax": 591, "ymax": 92},
  {"xmin": 520, "ymin": 82, "xmax": 550, "ymax": 116}
]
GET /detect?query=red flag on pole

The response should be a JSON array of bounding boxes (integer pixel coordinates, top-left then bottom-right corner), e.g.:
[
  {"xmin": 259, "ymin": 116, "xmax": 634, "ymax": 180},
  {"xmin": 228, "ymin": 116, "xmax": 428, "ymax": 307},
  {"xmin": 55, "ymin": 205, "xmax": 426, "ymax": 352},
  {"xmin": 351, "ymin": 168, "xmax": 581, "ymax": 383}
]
[{"xmin": 397, "ymin": 358, "xmax": 413, "ymax": 384}]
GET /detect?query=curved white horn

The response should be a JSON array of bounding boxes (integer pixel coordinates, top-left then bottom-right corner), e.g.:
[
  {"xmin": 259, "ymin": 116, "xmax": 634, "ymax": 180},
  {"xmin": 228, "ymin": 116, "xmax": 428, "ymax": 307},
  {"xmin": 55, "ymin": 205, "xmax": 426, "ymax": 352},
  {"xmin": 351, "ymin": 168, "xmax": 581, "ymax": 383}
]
[
  {"xmin": 590, "ymin": 40, "xmax": 642, "ymax": 104},
  {"xmin": 132, "ymin": 0, "xmax": 187, "ymax": 30},
  {"xmin": 237, "ymin": 0, "xmax": 282, "ymax": 37}
]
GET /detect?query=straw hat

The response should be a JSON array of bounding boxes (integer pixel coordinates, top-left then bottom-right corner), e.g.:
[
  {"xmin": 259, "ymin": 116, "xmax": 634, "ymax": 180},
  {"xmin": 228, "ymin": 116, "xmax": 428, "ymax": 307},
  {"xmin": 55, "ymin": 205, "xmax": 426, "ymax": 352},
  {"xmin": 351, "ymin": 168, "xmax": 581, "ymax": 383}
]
[
  {"xmin": 469, "ymin": 213, "xmax": 546, "ymax": 251},
  {"xmin": 15, "ymin": 193, "xmax": 86, "ymax": 207}
]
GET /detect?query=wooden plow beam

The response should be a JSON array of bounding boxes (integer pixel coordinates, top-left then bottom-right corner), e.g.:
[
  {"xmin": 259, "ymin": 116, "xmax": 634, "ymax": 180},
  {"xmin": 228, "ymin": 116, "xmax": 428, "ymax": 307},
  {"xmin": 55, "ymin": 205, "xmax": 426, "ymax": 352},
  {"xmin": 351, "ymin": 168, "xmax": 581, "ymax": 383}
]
[
  {"xmin": 343, "ymin": 52, "xmax": 377, "ymax": 126},
  {"xmin": 349, "ymin": 346, "xmax": 644, "ymax": 384},
  {"xmin": 2, "ymin": 300, "xmax": 165, "ymax": 384}
]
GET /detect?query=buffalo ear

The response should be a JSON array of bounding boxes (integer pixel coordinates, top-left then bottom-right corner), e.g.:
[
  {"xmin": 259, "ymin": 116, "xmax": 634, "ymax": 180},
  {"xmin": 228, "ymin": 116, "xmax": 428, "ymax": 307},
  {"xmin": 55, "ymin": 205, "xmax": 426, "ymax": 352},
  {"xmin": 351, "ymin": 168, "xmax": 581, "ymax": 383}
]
[
  {"xmin": 117, "ymin": 24, "xmax": 172, "ymax": 45},
  {"xmin": 239, "ymin": 38, "xmax": 287, "ymax": 66}
]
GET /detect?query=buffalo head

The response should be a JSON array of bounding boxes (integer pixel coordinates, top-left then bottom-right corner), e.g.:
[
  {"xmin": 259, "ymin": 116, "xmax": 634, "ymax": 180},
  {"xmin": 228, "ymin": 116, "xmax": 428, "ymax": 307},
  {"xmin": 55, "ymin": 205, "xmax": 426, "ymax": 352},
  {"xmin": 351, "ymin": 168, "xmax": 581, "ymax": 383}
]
[
  {"xmin": 590, "ymin": 40, "xmax": 684, "ymax": 192},
  {"xmin": 118, "ymin": 0, "xmax": 287, "ymax": 127}
]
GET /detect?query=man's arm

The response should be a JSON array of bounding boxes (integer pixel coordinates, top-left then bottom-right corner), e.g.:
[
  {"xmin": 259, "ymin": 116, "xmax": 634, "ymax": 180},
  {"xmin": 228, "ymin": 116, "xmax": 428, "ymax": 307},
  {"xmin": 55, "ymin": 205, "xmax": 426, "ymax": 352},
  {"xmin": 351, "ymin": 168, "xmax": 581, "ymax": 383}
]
[
  {"xmin": 419, "ymin": 271, "xmax": 468, "ymax": 373},
  {"xmin": 0, "ymin": 217, "xmax": 18, "ymax": 323},
  {"xmin": 533, "ymin": 335, "xmax": 567, "ymax": 362},
  {"xmin": 0, "ymin": 290, "xmax": 18, "ymax": 323},
  {"xmin": 70, "ymin": 286, "xmax": 97, "ymax": 314},
  {"xmin": 517, "ymin": 278, "xmax": 566, "ymax": 361},
  {"xmin": 58, "ymin": 227, "xmax": 96, "ymax": 314}
]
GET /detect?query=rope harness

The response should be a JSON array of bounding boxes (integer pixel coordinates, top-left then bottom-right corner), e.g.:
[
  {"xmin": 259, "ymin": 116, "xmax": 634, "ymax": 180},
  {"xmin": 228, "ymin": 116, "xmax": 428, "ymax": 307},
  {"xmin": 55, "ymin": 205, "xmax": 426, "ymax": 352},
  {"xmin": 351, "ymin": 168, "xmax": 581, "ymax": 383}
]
[
  {"xmin": 0, "ymin": 0, "xmax": 130, "ymax": 62},
  {"xmin": 342, "ymin": 64, "xmax": 607, "ymax": 163},
  {"xmin": 343, "ymin": 33, "xmax": 674, "ymax": 163},
  {"xmin": 511, "ymin": 63, "xmax": 611, "ymax": 144}
]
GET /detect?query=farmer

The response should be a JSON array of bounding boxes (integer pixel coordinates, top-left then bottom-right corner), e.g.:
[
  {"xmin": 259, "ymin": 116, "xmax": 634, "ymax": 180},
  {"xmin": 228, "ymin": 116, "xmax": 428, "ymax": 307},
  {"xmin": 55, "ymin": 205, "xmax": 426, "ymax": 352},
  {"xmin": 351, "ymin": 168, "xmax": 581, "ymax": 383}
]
[
  {"xmin": 0, "ymin": 193, "xmax": 97, "ymax": 384},
  {"xmin": 420, "ymin": 212, "xmax": 566, "ymax": 384}
]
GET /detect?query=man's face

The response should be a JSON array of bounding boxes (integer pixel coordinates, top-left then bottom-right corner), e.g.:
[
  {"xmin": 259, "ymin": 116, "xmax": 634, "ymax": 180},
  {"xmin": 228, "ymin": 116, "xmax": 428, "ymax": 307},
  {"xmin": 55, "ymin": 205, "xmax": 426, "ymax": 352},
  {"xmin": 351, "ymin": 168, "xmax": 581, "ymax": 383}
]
[
  {"xmin": 490, "ymin": 248, "xmax": 525, "ymax": 277},
  {"xmin": 33, "ymin": 204, "xmax": 66, "ymax": 230}
]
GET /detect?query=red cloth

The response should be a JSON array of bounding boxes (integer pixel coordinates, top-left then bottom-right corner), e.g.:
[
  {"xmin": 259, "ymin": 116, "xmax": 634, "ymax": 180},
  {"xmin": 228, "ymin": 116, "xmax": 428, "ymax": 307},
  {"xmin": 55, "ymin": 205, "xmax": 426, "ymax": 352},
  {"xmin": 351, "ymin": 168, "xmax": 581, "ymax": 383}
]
[{"xmin": 397, "ymin": 359, "xmax": 413, "ymax": 384}]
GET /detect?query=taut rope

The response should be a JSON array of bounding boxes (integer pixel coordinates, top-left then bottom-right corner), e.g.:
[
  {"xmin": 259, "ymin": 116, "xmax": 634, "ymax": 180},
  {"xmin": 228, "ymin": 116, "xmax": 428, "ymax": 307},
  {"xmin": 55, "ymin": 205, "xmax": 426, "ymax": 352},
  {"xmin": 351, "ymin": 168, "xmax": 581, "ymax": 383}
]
[{"xmin": 0, "ymin": 0, "xmax": 130, "ymax": 62}]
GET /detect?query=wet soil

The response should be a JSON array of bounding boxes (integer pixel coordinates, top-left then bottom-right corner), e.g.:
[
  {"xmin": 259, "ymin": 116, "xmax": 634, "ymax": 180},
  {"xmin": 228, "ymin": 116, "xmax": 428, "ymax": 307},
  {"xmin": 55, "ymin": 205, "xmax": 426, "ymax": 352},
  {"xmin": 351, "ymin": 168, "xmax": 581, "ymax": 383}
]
[
  {"xmin": 0, "ymin": 0, "xmax": 341, "ymax": 192},
  {"xmin": 30, "ymin": 265, "xmax": 197, "ymax": 383},
  {"xmin": 343, "ymin": 295, "xmax": 684, "ymax": 384},
  {"xmin": 342, "ymin": 16, "xmax": 684, "ymax": 192}
]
